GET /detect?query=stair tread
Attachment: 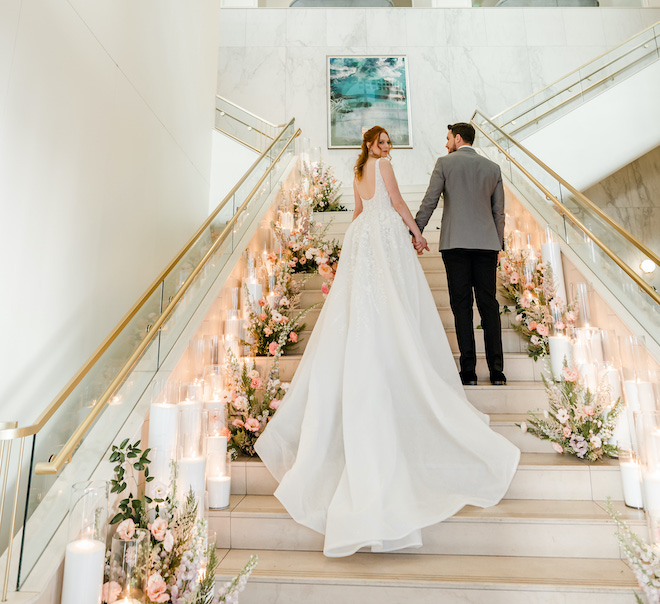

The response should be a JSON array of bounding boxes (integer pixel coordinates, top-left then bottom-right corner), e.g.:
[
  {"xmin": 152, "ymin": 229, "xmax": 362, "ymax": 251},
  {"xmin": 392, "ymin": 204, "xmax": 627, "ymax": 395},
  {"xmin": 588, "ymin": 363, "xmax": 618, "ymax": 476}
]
[
  {"xmin": 215, "ymin": 548, "xmax": 638, "ymax": 590},
  {"xmin": 213, "ymin": 495, "xmax": 643, "ymax": 525}
]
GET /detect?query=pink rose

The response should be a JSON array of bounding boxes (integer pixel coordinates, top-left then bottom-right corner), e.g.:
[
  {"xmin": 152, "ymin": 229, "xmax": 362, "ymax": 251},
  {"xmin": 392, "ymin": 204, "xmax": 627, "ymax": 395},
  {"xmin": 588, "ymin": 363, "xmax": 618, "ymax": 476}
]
[
  {"xmin": 562, "ymin": 367, "xmax": 579, "ymax": 382},
  {"xmin": 232, "ymin": 418, "xmax": 245, "ymax": 428},
  {"xmin": 521, "ymin": 297, "xmax": 531, "ymax": 308},
  {"xmin": 528, "ymin": 321, "xmax": 537, "ymax": 331},
  {"xmin": 245, "ymin": 418, "xmax": 261, "ymax": 432},
  {"xmin": 220, "ymin": 427, "xmax": 231, "ymax": 439},
  {"xmin": 116, "ymin": 518, "xmax": 135, "ymax": 541},
  {"xmin": 163, "ymin": 530, "xmax": 174, "ymax": 553},
  {"xmin": 149, "ymin": 517, "xmax": 168, "ymax": 541},
  {"xmin": 562, "ymin": 427, "xmax": 572, "ymax": 438},
  {"xmin": 583, "ymin": 405, "xmax": 595, "ymax": 417},
  {"xmin": 146, "ymin": 572, "xmax": 170, "ymax": 603},
  {"xmin": 251, "ymin": 377, "xmax": 263, "ymax": 389},
  {"xmin": 289, "ymin": 332, "xmax": 298, "ymax": 343},
  {"xmin": 321, "ymin": 283, "xmax": 330, "ymax": 295},
  {"xmin": 268, "ymin": 342, "xmax": 279, "ymax": 356},
  {"xmin": 537, "ymin": 324, "xmax": 549, "ymax": 337},
  {"xmin": 269, "ymin": 399, "xmax": 280, "ymax": 410},
  {"xmin": 552, "ymin": 442, "xmax": 564, "ymax": 454},
  {"xmin": 510, "ymin": 272, "xmax": 519, "ymax": 284},
  {"xmin": 102, "ymin": 581, "xmax": 122, "ymax": 603}
]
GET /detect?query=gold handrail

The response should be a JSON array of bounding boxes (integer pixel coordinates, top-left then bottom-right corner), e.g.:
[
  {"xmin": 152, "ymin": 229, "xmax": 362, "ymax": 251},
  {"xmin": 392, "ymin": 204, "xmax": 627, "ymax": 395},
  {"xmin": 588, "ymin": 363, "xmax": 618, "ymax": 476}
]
[
  {"xmin": 216, "ymin": 95, "xmax": 287, "ymax": 129},
  {"xmin": 215, "ymin": 109, "xmax": 275, "ymax": 143},
  {"xmin": 470, "ymin": 115, "xmax": 660, "ymax": 308},
  {"xmin": 0, "ymin": 119, "xmax": 296, "ymax": 443},
  {"xmin": 215, "ymin": 126, "xmax": 262, "ymax": 154},
  {"xmin": 32, "ymin": 126, "xmax": 301, "ymax": 475},
  {"xmin": 492, "ymin": 20, "xmax": 660, "ymax": 125},
  {"xmin": 472, "ymin": 110, "xmax": 660, "ymax": 269}
]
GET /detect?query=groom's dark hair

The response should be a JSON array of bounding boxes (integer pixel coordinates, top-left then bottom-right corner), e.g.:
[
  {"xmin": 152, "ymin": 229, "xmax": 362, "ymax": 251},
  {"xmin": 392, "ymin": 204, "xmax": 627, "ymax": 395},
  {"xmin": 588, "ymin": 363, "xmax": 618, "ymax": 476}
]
[{"xmin": 448, "ymin": 122, "xmax": 475, "ymax": 145}]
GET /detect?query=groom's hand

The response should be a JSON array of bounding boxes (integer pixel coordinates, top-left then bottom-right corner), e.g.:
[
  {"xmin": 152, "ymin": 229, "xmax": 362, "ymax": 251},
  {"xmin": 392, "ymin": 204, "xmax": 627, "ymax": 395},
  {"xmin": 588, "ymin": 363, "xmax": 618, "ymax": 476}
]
[{"xmin": 413, "ymin": 235, "xmax": 430, "ymax": 255}]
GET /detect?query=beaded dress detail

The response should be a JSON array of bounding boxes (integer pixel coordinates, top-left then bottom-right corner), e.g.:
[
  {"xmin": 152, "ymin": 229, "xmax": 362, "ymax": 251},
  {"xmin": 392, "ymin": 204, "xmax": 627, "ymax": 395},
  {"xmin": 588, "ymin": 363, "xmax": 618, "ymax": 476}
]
[{"xmin": 255, "ymin": 158, "xmax": 520, "ymax": 557}]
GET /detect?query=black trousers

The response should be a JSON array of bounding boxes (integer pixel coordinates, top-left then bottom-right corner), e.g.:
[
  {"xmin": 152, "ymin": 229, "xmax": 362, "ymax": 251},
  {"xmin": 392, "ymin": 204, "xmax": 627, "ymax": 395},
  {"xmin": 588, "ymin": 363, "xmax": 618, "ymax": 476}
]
[{"xmin": 441, "ymin": 249, "xmax": 504, "ymax": 379}]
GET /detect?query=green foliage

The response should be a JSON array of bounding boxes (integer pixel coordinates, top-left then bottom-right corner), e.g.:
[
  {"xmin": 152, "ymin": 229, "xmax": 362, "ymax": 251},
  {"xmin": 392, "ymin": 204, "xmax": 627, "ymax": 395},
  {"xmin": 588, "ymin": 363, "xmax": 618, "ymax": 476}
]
[{"xmin": 109, "ymin": 439, "xmax": 153, "ymax": 525}]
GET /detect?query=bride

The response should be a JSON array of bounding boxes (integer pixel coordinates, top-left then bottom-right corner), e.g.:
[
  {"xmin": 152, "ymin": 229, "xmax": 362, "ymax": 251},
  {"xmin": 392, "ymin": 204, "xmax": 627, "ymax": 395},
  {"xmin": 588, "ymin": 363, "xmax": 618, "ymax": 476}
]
[{"xmin": 255, "ymin": 126, "xmax": 520, "ymax": 558}]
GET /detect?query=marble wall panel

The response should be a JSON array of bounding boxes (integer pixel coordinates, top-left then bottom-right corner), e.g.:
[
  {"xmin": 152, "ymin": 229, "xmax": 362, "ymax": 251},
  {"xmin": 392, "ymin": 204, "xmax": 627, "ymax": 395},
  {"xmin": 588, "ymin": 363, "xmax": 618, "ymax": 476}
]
[
  {"xmin": 217, "ymin": 7, "xmax": 656, "ymax": 186},
  {"xmin": 219, "ymin": 8, "xmax": 247, "ymax": 46},
  {"xmin": 583, "ymin": 146, "xmax": 660, "ymax": 255}
]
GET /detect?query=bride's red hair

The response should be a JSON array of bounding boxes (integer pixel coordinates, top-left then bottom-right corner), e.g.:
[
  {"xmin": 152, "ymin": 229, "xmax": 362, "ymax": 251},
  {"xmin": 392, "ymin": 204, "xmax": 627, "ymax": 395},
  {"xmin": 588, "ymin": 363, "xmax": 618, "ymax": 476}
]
[{"xmin": 354, "ymin": 126, "xmax": 391, "ymax": 180}]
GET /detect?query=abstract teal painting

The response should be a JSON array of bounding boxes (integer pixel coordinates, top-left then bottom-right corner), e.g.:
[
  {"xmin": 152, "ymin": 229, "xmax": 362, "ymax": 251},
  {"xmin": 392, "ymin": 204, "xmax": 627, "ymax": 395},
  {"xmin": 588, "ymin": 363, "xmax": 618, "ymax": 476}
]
[{"xmin": 327, "ymin": 56, "xmax": 412, "ymax": 149}]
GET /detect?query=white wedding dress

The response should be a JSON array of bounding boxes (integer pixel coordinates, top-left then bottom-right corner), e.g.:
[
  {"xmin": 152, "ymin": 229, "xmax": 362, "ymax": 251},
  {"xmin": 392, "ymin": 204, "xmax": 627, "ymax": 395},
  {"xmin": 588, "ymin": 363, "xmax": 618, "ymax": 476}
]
[{"xmin": 255, "ymin": 158, "xmax": 520, "ymax": 557}]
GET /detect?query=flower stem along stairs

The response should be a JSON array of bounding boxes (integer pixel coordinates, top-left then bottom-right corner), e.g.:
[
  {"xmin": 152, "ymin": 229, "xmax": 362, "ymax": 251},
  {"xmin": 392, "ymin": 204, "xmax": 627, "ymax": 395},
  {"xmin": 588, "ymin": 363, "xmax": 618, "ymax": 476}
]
[{"xmin": 211, "ymin": 186, "xmax": 642, "ymax": 603}]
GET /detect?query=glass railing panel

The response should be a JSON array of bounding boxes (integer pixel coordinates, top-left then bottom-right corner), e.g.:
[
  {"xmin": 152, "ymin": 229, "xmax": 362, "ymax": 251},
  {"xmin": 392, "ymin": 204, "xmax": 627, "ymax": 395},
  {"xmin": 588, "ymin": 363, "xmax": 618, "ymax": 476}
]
[
  {"xmin": 494, "ymin": 22, "xmax": 660, "ymax": 137},
  {"xmin": 16, "ymin": 119, "xmax": 298, "ymax": 588}
]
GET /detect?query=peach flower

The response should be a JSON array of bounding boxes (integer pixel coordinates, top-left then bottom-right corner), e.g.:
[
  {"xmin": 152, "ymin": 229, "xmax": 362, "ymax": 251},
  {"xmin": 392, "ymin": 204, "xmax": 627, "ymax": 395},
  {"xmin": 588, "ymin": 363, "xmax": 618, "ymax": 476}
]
[
  {"xmin": 245, "ymin": 418, "xmax": 261, "ymax": 432},
  {"xmin": 260, "ymin": 313, "xmax": 267, "ymax": 322},
  {"xmin": 319, "ymin": 264, "xmax": 334, "ymax": 279},
  {"xmin": 102, "ymin": 581, "xmax": 121, "ymax": 603},
  {"xmin": 149, "ymin": 517, "xmax": 168, "ymax": 541},
  {"xmin": 220, "ymin": 427, "xmax": 231, "ymax": 439},
  {"xmin": 562, "ymin": 426, "xmax": 572, "ymax": 438},
  {"xmin": 562, "ymin": 366, "xmax": 579, "ymax": 382},
  {"xmin": 251, "ymin": 377, "xmax": 263, "ymax": 389},
  {"xmin": 269, "ymin": 399, "xmax": 280, "ymax": 410},
  {"xmin": 146, "ymin": 573, "xmax": 170, "ymax": 603},
  {"xmin": 321, "ymin": 283, "xmax": 330, "ymax": 295},
  {"xmin": 552, "ymin": 442, "xmax": 564, "ymax": 454},
  {"xmin": 510, "ymin": 272, "xmax": 519, "ymax": 284},
  {"xmin": 289, "ymin": 332, "xmax": 298, "ymax": 343},
  {"xmin": 583, "ymin": 405, "xmax": 595, "ymax": 417},
  {"xmin": 163, "ymin": 530, "xmax": 174, "ymax": 553},
  {"xmin": 116, "ymin": 518, "xmax": 135, "ymax": 541},
  {"xmin": 258, "ymin": 298, "xmax": 266, "ymax": 307},
  {"xmin": 269, "ymin": 342, "xmax": 279, "ymax": 355},
  {"xmin": 528, "ymin": 321, "xmax": 537, "ymax": 331},
  {"xmin": 232, "ymin": 418, "xmax": 245, "ymax": 428},
  {"xmin": 537, "ymin": 324, "xmax": 549, "ymax": 337}
]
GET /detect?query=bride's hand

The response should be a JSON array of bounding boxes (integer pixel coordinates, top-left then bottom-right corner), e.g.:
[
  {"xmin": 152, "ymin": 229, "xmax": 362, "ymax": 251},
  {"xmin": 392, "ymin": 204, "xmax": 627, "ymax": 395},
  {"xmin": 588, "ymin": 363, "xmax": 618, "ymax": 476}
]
[{"xmin": 413, "ymin": 234, "xmax": 430, "ymax": 255}]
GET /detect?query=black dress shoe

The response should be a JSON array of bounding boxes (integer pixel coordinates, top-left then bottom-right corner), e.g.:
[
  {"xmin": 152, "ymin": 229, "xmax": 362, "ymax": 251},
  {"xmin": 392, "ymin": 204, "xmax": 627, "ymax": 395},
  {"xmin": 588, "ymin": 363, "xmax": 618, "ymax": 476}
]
[
  {"xmin": 460, "ymin": 372, "xmax": 478, "ymax": 386},
  {"xmin": 490, "ymin": 373, "xmax": 507, "ymax": 386}
]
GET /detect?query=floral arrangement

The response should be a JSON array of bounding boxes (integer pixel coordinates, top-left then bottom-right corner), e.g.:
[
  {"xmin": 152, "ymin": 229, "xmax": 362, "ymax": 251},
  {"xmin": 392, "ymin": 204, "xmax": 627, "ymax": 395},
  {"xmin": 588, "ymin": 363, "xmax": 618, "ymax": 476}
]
[
  {"xmin": 103, "ymin": 440, "xmax": 219, "ymax": 604},
  {"xmin": 518, "ymin": 366, "xmax": 623, "ymax": 462},
  {"xmin": 606, "ymin": 500, "xmax": 657, "ymax": 603},
  {"xmin": 216, "ymin": 555, "xmax": 258, "ymax": 604},
  {"xmin": 225, "ymin": 347, "xmax": 290, "ymax": 457},
  {"xmin": 498, "ymin": 240, "xmax": 577, "ymax": 360},
  {"xmin": 301, "ymin": 160, "xmax": 345, "ymax": 212}
]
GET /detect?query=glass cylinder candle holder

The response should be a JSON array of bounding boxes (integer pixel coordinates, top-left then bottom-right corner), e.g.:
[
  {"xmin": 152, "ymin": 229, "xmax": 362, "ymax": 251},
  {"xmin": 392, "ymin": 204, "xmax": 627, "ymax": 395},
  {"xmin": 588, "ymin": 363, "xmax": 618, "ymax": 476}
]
[
  {"xmin": 548, "ymin": 333, "xmax": 573, "ymax": 381},
  {"xmin": 575, "ymin": 282, "xmax": 592, "ymax": 327},
  {"xmin": 203, "ymin": 365, "xmax": 224, "ymax": 403},
  {"xmin": 61, "ymin": 481, "xmax": 109, "ymax": 604},
  {"xmin": 207, "ymin": 449, "xmax": 232, "ymax": 510},
  {"xmin": 178, "ymin": 408, "xmax": 208, "ymax": 506},
  {"xmin": 109, "ymin": 528, "xmax": 149, "ymax": 603},
  {"xmin": 617, "ymin": 442, "xmax": 643, "ymax": 509}
]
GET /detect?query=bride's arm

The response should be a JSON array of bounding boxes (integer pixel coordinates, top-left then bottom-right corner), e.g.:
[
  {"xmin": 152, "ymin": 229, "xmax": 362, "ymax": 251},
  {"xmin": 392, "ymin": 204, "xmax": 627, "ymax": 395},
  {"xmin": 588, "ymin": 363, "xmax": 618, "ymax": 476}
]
[
  {"xmin": 352, "ymin": 179, "xmax": 363, "ymax": 221},
  {"xmin": 379, "ymin": 159, "xmax": 429, "ymax": 249}
]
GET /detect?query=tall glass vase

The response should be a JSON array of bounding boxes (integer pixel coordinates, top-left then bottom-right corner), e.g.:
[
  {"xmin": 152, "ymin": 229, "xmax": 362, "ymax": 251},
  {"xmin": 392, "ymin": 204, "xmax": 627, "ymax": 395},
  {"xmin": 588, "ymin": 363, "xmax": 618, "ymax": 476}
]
[
  {"xmin": 108, "ymin": 529, "xmax": 149, "ymax": 603},
  {"xmin": 61, "ymin": 480, "xmax": 109, "ymax": 604}
]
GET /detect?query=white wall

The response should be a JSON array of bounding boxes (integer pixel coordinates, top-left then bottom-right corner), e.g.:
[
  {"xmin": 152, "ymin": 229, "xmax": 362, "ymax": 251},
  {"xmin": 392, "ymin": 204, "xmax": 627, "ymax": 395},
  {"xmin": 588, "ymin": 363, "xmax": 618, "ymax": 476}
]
[
  {"xmin": 209, "ymin": 130, "xmax": 260, "ymax": 214},
  {"xmin": 0, "ymin": 0, "xmax": 221, "ymax": 425},
  {"xmin": 217, "ymin": 6, "xmax": 660, "ymax": 186}
]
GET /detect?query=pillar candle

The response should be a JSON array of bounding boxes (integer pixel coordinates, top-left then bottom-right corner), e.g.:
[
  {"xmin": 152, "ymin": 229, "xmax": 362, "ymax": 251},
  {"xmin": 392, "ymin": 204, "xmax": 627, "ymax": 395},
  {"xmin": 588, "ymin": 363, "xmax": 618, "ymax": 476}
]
[
  {"xmin": 548, "ymin": 335, "xmax": 573, "ymax": 380},
  {"xmin": 644, "ymin": 471, "xmax": 660, "ymax": 514},
  {"xmin": 61, "ymin": 539, "xmax": 105, "ymax": 604},
  {"xmin": 148, "ymin": 402, "xmax": 179, "ymax": 451},
  {"xmin": 207, "ymin": 476, "xmax": 231, "ymax": 510},
  {"xmin": 620, "ymin": 461, "xmax": 644, "ymax": 509},
  {"xmin": 245, "ymin": 279, "xmax": 263, "ymax": 306},
  {"xmin": 207, "ymin": 435, "xmax": 228, "ymax": 477},
  {"xmin": 541, "ymin": 242, "xmax": 567, "ymax": 305},
  {"xmin": 178, "ymin": 456, "xmax": 206, "ymax": 504}
]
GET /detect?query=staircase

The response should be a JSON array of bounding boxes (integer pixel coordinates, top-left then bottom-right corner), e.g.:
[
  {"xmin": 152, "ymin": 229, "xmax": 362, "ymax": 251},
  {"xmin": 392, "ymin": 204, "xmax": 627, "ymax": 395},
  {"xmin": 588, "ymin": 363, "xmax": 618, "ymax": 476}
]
[{"xmin": 210, "ymin": 188, "xmax": 643, "ymax": 603}]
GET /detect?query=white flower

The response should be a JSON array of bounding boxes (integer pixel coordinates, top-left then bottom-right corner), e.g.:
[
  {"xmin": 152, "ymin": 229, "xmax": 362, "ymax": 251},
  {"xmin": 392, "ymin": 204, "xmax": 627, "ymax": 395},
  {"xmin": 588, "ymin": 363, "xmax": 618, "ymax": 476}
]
[
  {"xmin": 590, "ymin": 435, "xmax": 602, "ymax": 449},
  {"xmin": 248, "ymin": 370, "xmax": 259, "ymax": 380},
  {"xmin": 271, "ymin": 310, "xmax": 284, "ymax": 323},
  {"xmin": 530, "ymin": 335, "xmax": 540, "ymax": 345},
  {"xmin": 150, "ymin": 481, "xmax": 167, "ymax": 501},
  {"xmin": 556, "ymin": 408, "xmax": 569, "ymax": 424},
  {"xmin": 234, "ymin": 396, "xmax": 248, "ymax": 411},
  {"xmin": 281, "ymin": 382, "xmax": 291, "ymax": 392},
  {"xmin": 515, "ymin": 314, "xmax": 523, "ymax": 323},
  {"xmin": 520, "ymin": 422, "xmax": 527, "ymax": 433},
  {"xmin": 163, "ymin": 530, "xmax": 174, "ymax": 553},
  {"xmin": 543, "ymin": 410, "xmax": 549, "ymax": 419}
]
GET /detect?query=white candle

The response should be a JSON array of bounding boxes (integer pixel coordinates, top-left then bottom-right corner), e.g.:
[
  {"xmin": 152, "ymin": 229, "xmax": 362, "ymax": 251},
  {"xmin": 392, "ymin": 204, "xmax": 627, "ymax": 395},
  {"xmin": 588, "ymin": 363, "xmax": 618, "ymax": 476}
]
[
  {"xmin": 603, "ymin": 366, "xmax": 623, "ymax": 403},
  {"xmin": 548, "ymin": 335, "xmax": 572, "ymax": 380},
  {"xmin": 148, "ymin": 402, "xmax": 179, "ymax": 451},
  {"xmin": 207, "ymin": 435, "xmax": 228, "ymax": 477},
  {"xmin": 638, "ymin": 381, "xmax": 656, "ymax": 413},
  {"xmin": 577, "ymin": 363, "xmax": 598, "ymax": 392},
  {"xmin": 611, "ymin": 406, "xmax": 632, "ymax": 446},
  {"xmin": 620, "ymin": 461, "xmax": 644, "ymax": 509},
  {"xmin": 61, "ymin": 539, "xmax": 105, "ymax": 604},
  {"xmin": 644, "ymin": 471, "xmax": 660, "ymax": 514},
  {"xmin": 245, "ymin": 279, "xmax": 263, "ymax": 305},
  {"xmin": 178, "ymin": 457, "xmax": 206, "ymax": 504},
  {"xmin": 624, "ymin": 380, "xmax": 642, "ymax": 413},
  {"xmin": 207, "ymin": 476, "xmax": 231, "ymax": 509},
  {"xmin": 541, "ymin": 242, "xmax": 567, "ymax": 304}
]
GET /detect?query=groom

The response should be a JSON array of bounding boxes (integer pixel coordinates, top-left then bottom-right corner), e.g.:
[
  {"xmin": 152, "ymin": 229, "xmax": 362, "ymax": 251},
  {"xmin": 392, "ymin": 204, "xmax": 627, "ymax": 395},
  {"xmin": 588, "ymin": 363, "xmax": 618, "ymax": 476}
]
[{"xmin": 414, "ymin": 122, "xmax": 506, "ymax": 386}]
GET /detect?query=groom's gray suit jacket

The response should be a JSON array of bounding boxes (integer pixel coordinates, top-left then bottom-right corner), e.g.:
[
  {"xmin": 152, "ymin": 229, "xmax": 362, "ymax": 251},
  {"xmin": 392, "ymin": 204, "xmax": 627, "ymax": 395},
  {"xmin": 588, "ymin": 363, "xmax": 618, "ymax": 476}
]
[{"xmin": 415, "ymin": 146, "xmax": 505, "ymax": 252}]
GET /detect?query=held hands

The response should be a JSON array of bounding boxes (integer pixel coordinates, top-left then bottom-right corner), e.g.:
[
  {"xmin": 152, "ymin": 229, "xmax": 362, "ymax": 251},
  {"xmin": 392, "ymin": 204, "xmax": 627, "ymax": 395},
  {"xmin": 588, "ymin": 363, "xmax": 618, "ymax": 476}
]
[{"xmin": 412, "ymin": 234, "xmax": 430, "ymax": 255}]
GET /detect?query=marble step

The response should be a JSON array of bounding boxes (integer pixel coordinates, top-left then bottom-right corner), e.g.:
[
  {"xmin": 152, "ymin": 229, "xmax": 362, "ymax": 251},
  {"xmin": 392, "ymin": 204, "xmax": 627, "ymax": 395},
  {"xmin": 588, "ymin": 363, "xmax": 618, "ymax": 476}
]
[
  {"xmin": 214, "ymin": 549, "xmax": 639, "ymax": 604},
  {"xmin": 292, "ymin": 304, "xmax": 519, "ymax": 333},
  {"xmin": 298, "ymin": 268, "xmax": 450, "ymax": 290},
  {"xmin": 299, "ymin": 287, "xmax": 511, "ymax": 310},
  {"xmin": 257, "ymin": 352, "xmax": 544, "ymax": 383},
  {"xmin": 327, "ymin": 225, "xmax": 447, "ymax": 247},
  {"xmin": 294, "ymin": 326, "xmax": 527, "ymax": 355},
  {"xmin": 229, "ymin": 453, "xmax": 625, "ymax": 503},
  {"xmin": 209, "ymin": 496, "xmax": 643, "ymax": 559}
]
